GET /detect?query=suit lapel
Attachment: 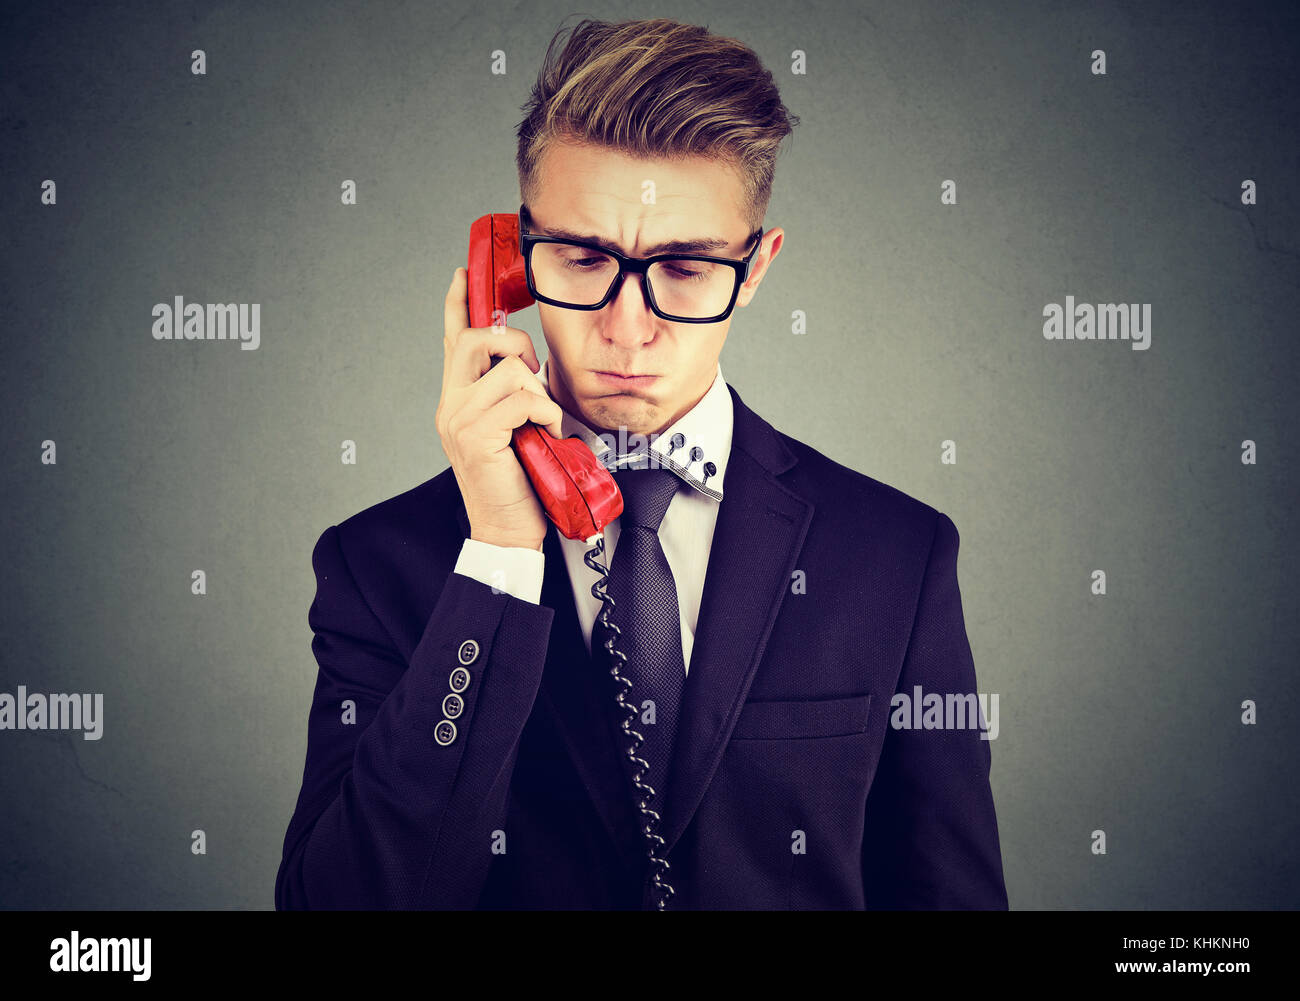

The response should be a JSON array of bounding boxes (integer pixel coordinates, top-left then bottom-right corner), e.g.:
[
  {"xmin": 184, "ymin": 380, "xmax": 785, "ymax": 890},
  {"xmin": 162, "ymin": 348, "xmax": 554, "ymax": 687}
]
[{"xmin": 658, "ymin": 386, "xmax": 814, "ymax": 855}]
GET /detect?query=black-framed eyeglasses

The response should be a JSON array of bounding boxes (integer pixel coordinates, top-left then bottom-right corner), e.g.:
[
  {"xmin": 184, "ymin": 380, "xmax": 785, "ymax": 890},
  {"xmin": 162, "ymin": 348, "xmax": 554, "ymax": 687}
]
[{"xmin": 518, "ymin": 203, "xmax": 763, "ymax": 323}]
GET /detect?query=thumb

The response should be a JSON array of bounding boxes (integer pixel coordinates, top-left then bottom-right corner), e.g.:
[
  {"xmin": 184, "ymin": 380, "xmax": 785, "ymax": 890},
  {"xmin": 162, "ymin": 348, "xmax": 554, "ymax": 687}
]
[{"xmin": 443, "ymin": 266, "xmax": 469, "ymax": 339}]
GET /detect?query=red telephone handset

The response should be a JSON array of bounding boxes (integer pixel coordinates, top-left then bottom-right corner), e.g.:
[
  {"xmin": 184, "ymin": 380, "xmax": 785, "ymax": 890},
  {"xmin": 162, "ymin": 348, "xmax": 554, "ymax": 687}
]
[{"xmin": 467, "ymin": 212, "xmax": 623, "ymax": 542}]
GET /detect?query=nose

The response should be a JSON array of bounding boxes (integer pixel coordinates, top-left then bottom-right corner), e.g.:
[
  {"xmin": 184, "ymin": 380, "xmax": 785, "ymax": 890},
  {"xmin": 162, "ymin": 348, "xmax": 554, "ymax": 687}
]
[{"xmin": 603, "ymin": 271, "xmax": 657, "ymax": 347}]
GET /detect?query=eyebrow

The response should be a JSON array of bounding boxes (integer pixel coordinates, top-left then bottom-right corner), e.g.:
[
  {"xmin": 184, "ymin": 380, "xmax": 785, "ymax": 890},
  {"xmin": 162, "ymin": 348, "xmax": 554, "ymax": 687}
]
[{"xmin": 522, "ymin": 207, "xmax": 736, "ymax": 256}]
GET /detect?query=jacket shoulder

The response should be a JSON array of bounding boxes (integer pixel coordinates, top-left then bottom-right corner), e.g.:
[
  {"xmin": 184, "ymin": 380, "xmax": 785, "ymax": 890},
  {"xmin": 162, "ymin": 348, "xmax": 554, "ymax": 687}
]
[
  {"xmin": 322, "ymin": 467, "xmax": 466, "ymax": 575},
  {"xmin": 342, "ymin": 463, "xmax": 458, "ymax": 527},
  {"xmin": 773, "ymin": 429, "xmax": 945, "ymax": 543},
  {"xmin": 306, "ymin": 468, "xmax": 469, "ymax": 656}
]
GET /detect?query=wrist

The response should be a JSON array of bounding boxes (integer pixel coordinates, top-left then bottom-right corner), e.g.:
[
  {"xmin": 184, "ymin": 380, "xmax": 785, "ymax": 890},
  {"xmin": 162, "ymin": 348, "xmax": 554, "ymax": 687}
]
[{"xmin": 470, "ymin": 530, "xmax": 545, "ymax": 552}]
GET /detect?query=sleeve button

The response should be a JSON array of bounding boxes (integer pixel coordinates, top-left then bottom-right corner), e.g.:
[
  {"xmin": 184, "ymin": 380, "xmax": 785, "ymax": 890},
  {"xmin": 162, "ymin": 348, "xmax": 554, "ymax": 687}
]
[
  {"xmin": 449, "ymin": 667, "xmax": 471, "ymax": 693},
  {"xmin": 434, "ymin": 719, "xmax": 458, "ymax": 746},
  {"xmin": 457, "ymin": 639, "xmax": 480, "ymax": 665},
  {"xmin": 442, "ymin": 693, "xmax": 464, "ymax": 719}
]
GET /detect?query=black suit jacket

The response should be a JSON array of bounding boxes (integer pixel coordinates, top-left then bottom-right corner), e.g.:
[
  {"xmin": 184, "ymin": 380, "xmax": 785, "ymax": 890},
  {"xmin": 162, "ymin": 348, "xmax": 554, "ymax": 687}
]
[{"xmin": 275, "ymin": 384, "xmax": 1009, "ymax": 909}]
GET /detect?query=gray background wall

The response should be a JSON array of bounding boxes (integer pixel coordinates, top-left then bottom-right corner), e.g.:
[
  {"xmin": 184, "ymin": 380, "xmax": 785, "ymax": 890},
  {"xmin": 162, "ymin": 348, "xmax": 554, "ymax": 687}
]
[{"xmin": 1, "ymin": 0, "xmax": 1296, "ymax": 908}]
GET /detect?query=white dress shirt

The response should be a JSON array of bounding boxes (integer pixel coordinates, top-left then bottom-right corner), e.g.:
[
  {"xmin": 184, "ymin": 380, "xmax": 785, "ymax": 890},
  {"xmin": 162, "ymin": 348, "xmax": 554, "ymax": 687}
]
[{"xmin": 453, "ymin": 357, "xmax": 733, "ymax": 677}]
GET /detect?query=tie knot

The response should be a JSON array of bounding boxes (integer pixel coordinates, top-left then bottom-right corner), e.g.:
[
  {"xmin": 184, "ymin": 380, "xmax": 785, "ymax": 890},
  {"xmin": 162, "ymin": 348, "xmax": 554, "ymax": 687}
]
[{"xmin": 613, "ymin": 467, "xmax": 680, "ymax": 532}]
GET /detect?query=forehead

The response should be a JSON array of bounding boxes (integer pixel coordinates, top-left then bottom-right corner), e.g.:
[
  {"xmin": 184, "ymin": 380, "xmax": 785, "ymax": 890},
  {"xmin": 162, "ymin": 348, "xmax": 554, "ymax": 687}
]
[{"xmin": 530, "ymin": 138, "xmax": 748, "ymax": 244}]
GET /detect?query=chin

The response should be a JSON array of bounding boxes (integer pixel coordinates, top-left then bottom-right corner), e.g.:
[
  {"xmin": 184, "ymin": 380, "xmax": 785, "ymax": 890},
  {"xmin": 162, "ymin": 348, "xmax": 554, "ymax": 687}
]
[{"xmin": 585, "ymin": 399, "xmax": 658, "ymax": 436}]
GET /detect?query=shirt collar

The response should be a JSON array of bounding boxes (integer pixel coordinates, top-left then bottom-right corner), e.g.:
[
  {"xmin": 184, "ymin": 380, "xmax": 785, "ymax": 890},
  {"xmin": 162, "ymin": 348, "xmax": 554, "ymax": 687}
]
[{"xmin": 536, "ymin": 358, "xmax": 732, "ymax": 501}]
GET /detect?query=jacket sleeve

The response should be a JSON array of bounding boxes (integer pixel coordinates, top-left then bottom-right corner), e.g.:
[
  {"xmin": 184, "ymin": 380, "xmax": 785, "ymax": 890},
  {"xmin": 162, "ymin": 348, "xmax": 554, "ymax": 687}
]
[
  {"xmin": 861, "ymin": 511, "xmax": 1010, "ymax": 909},
  {"xmin": 275, "ymin": 523, "xmax": 555, "ymax": 909}
]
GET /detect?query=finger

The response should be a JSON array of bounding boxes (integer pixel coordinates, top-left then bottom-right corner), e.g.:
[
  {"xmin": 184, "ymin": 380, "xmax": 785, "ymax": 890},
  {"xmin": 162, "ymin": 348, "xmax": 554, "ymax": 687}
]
[
  {"xmin": 472, "ymin": 388, "xmax": 565, "ymax": 449},
  {"xmin": 515, "ymin": 372, "xmax": 565, "ymax": 439},
  {"xmin": 443, "ymin": 267, "xmax": 469, "ymax": 344},
  {"xmin": 447, "ymin": 326, "xmax": 540, "ymax": 391},
  {"xmin": 439, "ymin": 268, "xmax": 470, "ymax": 411},
  {"xmin": 457, "ymin": 353, "xmax": 553, "ymax": 430}
]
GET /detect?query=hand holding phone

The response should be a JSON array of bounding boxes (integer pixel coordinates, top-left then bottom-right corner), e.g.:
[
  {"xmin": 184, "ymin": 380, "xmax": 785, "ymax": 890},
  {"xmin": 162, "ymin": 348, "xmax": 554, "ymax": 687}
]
[
  {"xmin": 435, "ymin": 266, "xmax": 563, "ymax": 551},
  {"xmin": 452, "ymin": 211, "xmax": 623, "ymax": 544}
]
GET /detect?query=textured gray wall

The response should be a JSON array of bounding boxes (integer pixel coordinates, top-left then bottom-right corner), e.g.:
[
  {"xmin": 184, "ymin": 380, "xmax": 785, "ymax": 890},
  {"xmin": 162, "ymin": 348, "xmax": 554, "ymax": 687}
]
[{"xmin": 1, "ymin": 0, "xmax": 1296, "ymax": 909}]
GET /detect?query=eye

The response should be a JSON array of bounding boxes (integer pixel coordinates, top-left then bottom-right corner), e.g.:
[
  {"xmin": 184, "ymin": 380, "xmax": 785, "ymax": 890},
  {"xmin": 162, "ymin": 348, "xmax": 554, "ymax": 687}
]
[{"xmin": 661, "ymin": 262, "xmax": 711, "ymax": 281}]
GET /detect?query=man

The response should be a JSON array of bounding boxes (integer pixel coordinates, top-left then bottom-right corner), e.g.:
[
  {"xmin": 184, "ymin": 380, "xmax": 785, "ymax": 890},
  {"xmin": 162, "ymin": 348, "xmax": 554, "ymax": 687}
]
[{"xmin": 275, "ymin": 17, "xmax": 1008, "ymax": 910}]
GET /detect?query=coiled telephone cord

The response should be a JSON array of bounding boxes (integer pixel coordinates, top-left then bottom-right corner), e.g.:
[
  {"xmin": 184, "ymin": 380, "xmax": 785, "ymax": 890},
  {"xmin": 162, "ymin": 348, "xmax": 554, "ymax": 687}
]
[{"xmin": 583, "ymin": 534, "xmax": 675, "ymax": 911}]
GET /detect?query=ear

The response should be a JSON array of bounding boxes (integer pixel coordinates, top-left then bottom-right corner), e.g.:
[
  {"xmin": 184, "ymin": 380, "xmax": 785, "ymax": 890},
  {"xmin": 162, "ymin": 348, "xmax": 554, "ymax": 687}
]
[{"xmin": 735, "ymin": 228, "xmax": 784, "ymax": 309}]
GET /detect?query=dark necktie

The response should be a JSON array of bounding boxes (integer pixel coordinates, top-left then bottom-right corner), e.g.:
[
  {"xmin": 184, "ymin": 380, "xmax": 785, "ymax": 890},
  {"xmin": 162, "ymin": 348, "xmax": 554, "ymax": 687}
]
[{"xmin": 595, "ymin": 465, "xmax": 687, "ymax": 845}]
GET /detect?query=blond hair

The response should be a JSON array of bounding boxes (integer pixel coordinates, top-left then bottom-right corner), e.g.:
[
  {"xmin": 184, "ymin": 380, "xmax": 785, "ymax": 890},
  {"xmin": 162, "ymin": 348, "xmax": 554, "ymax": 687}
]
[{"xmin": 516, "ymin": 17, "xmax": 799, "ymax": 232}]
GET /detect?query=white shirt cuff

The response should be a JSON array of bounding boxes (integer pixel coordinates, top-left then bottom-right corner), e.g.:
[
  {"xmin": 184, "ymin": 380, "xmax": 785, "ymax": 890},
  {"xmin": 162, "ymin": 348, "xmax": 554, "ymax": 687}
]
[{"xmin": 454, "ymin": 537, "xmax": 545, "ymax": 605}]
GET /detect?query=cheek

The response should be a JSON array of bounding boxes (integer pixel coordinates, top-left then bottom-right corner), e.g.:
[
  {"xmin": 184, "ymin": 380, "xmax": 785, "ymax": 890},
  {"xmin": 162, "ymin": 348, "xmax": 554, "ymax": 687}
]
[
  {"xmin": 538, "ymin": 301, "xmax": 577, "ymax": 334},
  {"xmin": 687, "ymin": 332, "xmax": 725, "ymax": 373},
  {"xmin": 538, "ymin": 313, "xmax": 585, "ymax": 372}
]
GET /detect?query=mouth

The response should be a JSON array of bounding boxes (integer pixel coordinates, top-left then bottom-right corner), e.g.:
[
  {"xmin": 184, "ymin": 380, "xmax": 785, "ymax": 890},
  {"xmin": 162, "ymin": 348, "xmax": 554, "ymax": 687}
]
[{"xmin": 592, "ymin": 370, "xmax": 660, "ymax": 388}]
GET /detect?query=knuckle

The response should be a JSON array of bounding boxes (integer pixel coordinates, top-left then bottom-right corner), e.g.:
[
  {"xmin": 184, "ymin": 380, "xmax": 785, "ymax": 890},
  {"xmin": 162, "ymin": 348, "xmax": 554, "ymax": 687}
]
[{"xmin": 506, "ymin": 354, "xmax": 531, "ymax": 378}]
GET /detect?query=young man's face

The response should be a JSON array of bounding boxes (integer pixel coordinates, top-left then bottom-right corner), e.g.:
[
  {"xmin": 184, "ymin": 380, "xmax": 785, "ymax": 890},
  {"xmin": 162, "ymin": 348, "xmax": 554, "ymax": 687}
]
[{"xmin": 525, "ymin": 137, "xmax": 784, "ymax": 438}]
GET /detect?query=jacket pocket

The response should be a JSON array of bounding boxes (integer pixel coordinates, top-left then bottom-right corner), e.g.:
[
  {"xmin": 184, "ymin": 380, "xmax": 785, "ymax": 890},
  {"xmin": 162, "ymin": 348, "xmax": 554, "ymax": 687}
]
[{"xmin": 730, "ymin": 693, "xmax": 872, "ymax": 740}]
